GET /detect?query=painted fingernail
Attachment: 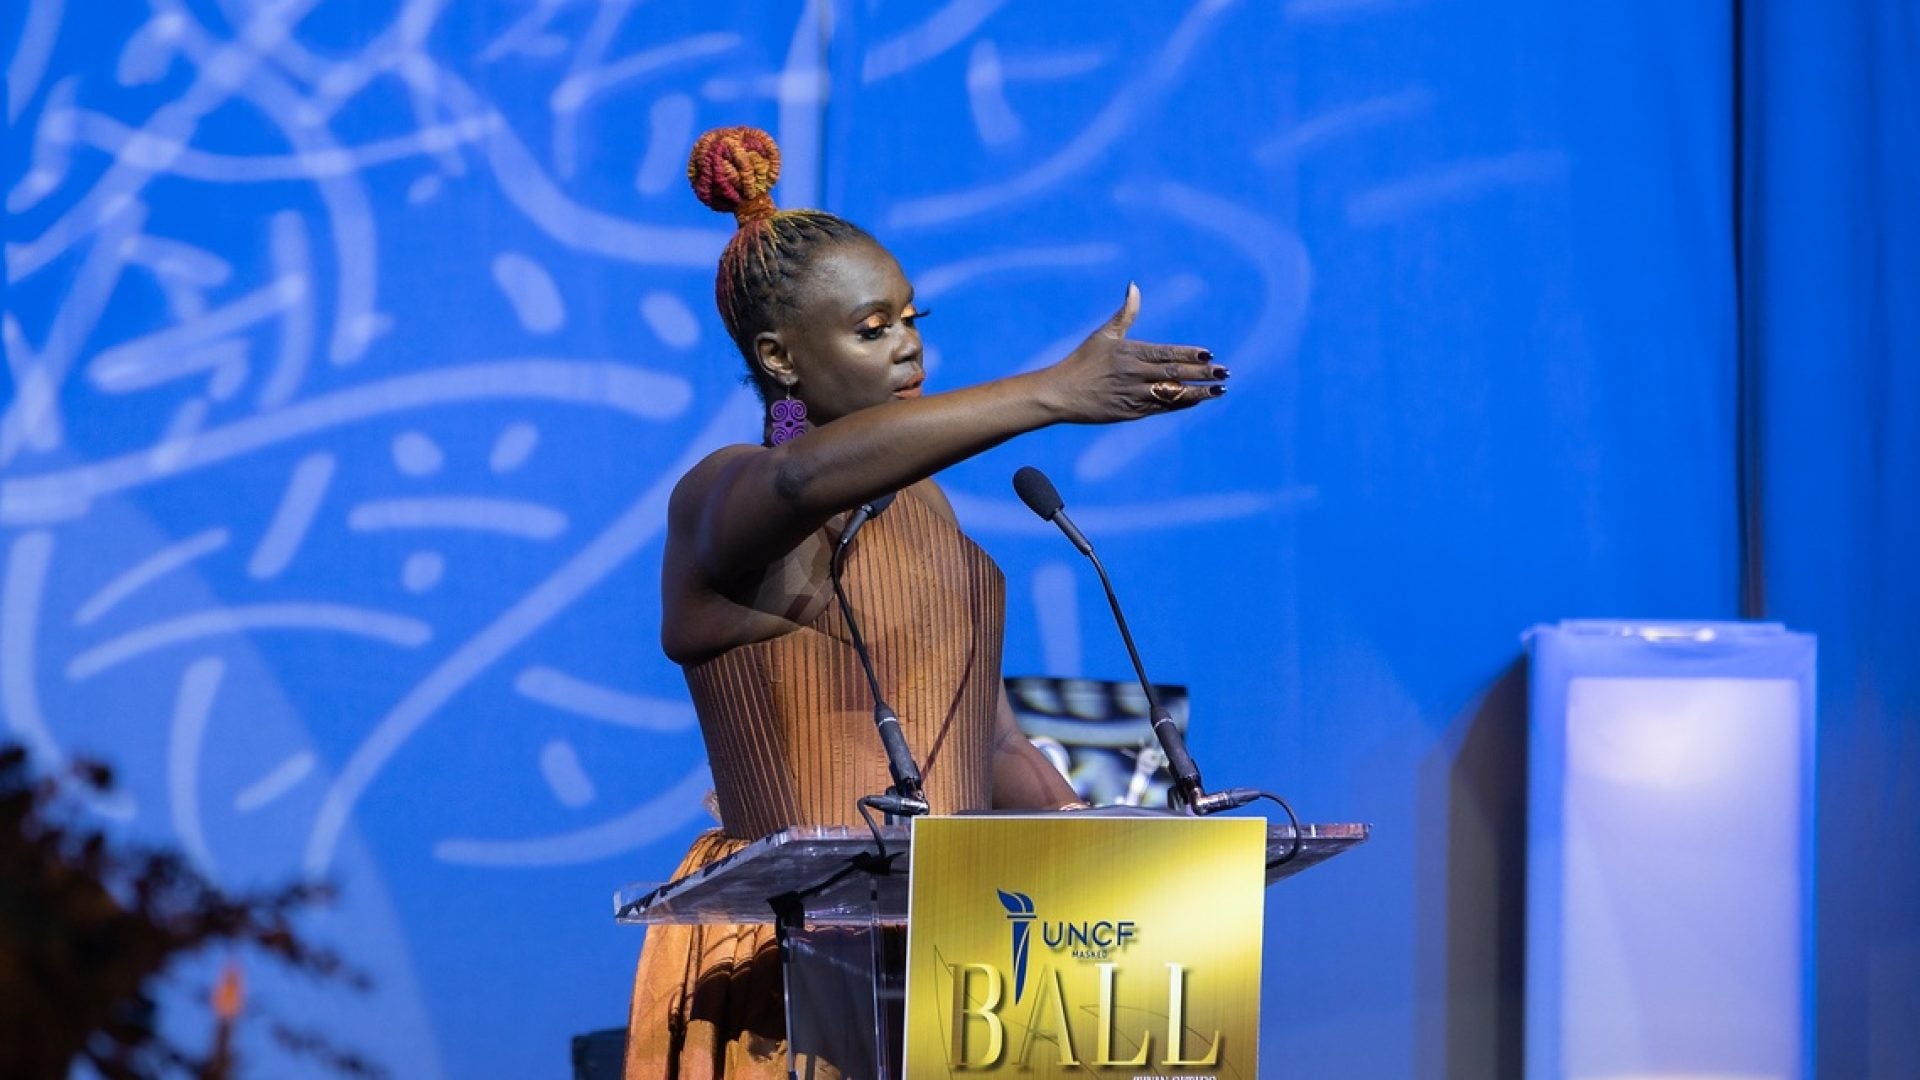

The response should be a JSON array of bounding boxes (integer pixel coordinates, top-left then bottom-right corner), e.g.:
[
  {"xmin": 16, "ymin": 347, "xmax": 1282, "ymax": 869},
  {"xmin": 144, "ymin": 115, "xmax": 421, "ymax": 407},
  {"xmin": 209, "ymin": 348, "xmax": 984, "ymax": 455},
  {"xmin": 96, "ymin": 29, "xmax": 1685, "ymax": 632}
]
[
  {"xmin": 1197, "ymin": 349, "xmax": 1213, "ymax": 362},
  {"xmin": 1211, "ymin": 366, "xmax": 1229, "ymax": 380},
  {"xmin": 1210, "ymin": 385, "xmax": 1226, "ymax": 396}
]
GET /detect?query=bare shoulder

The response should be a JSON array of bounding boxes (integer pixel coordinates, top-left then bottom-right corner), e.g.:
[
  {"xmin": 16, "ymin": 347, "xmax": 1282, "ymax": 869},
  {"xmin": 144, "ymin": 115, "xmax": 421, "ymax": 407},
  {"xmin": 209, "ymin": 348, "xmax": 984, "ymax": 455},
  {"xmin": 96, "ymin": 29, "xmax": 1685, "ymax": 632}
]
[{"xmin": 667, "ymin": 443, "xmax": 763, "ymax": 525}]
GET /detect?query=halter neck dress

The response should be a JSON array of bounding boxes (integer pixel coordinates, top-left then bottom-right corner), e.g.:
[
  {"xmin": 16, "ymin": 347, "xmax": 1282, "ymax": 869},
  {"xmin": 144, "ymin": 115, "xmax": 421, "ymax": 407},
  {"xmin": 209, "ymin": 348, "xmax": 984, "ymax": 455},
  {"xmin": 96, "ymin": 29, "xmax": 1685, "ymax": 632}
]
[{"xmin": 624, "ymin": 486, "xmax": 1005, "ymax": 1079}]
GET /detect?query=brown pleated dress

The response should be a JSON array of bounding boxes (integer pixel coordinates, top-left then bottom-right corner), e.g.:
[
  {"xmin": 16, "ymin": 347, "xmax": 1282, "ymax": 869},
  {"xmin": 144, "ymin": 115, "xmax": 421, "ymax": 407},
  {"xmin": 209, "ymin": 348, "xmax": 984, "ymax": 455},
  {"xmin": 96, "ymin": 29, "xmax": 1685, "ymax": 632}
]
[{"xmin": 624, "ymin": 487, "xmax": 1004, "ymax": 1079}]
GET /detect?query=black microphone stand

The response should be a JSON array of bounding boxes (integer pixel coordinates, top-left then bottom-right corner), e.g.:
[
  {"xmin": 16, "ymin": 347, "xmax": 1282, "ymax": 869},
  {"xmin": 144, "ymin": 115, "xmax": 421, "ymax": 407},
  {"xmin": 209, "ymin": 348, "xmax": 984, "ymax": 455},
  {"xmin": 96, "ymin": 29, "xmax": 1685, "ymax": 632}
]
[
  {"xmin": 828, "ymin": 494, "xmax": 928, "ymax": 825},
  {"xmin": 1080, "ymin": 543, "xmax": 1210, "ymax": 813},
  {"xmin": 1012, "ymin": 466, "xmax": 1268, "ymax": 817}
]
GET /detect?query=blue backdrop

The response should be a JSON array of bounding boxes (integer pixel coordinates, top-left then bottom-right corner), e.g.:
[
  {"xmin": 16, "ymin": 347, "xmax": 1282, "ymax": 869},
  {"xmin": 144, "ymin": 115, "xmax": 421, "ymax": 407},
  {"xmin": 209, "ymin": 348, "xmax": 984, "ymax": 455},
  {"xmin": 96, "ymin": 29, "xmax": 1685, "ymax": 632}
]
[
  {"xmin": 1744, "ymin": 2, "xmax": 1919, "ymax": 1075},
  {"xmin": 3, "ymin": 1, "xmax": 1912, "ymax": 1076}
]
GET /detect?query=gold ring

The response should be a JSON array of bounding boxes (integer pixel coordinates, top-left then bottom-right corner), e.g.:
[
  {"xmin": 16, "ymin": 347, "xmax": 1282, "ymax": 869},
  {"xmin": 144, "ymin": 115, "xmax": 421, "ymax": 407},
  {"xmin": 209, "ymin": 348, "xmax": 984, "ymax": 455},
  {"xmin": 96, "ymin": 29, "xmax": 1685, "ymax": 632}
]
[{"xmin": 1149, "ymin": 381, "xmax": 1183, "ymax": 405}]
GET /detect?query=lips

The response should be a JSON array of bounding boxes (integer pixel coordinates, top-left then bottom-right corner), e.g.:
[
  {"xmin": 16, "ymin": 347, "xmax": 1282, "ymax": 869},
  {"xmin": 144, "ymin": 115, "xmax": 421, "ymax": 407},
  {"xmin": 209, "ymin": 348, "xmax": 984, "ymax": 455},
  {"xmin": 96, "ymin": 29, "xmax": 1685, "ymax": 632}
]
[{"xmin": 893, "ymin": 375, "xmax": 925, "ymax": 399}]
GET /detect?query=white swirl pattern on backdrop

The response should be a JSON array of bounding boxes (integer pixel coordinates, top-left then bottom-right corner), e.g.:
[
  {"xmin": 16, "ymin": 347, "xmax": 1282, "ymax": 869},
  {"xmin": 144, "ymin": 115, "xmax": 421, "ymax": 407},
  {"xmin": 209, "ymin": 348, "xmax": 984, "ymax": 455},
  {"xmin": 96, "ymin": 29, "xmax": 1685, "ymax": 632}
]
[{"xmin": 0, "ymin": 0, "xmax": 1574, "ymax": 1073}]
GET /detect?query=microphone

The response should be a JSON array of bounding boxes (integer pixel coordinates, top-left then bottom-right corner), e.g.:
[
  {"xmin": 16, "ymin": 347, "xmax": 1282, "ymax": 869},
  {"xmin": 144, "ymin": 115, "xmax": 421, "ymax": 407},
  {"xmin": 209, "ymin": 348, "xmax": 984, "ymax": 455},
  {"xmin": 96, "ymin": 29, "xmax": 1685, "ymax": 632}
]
[
  {"xmin": 835, "ymin": 491, "xmax": 898, "ymax": 562},
  {"xmin": 1012, "ymin": 469, "xmax": 1091, "ymax": 556},
  {"xmin": 1013, "ymin": 466, "xmax": 1234, "ymax": 814},
  {"xmin": 828, "ymin": 493, "xmax": 928, "ymax": 816}
]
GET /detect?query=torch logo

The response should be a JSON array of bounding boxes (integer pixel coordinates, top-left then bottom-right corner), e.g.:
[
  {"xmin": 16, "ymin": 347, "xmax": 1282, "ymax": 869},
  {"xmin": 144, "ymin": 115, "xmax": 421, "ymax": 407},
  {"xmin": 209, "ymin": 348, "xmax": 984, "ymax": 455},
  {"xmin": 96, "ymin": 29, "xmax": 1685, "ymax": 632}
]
[{"xmin": 996, "ymin": 889, "xmax": 1036, "ymax": 1002}]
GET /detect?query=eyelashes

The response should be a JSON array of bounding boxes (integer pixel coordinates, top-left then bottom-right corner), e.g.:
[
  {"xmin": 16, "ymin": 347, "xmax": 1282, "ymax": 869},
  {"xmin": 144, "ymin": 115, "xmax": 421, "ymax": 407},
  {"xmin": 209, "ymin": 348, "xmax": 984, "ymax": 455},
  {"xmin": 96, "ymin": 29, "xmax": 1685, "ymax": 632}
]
[{"xmin": 856, "ymin": 308, "xmax": 932, "ymax": 340}]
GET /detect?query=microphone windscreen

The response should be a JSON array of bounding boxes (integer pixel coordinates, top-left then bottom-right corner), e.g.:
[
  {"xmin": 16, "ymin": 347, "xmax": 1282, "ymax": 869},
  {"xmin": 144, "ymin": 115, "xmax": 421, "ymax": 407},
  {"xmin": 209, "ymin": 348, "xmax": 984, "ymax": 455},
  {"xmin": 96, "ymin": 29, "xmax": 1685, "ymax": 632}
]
[{"xmin": 1012, "ymin": 466, "xmax": 1065, "ymax": 520}]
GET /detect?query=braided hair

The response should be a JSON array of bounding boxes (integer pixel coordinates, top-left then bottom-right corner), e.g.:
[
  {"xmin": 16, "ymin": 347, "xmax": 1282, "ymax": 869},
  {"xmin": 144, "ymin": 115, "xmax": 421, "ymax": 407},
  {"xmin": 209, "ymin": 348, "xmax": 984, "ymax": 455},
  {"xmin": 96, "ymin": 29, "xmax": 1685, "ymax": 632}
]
[{"xmin": 686, "ymin": 126, "xmax": 874, "ymax": 399}]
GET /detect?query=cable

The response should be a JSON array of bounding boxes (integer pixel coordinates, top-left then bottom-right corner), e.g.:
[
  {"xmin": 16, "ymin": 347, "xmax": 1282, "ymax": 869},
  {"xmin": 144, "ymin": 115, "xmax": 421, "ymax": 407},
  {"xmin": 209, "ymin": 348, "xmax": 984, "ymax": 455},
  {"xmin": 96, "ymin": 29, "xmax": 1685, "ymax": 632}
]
[
  {"xmin": 856, "ymin": 795, "xmax": 893, "ymax": 861},
  {"xmin": 1257, "ymin": 790, "xmax": 1305, "ymax": 869}
]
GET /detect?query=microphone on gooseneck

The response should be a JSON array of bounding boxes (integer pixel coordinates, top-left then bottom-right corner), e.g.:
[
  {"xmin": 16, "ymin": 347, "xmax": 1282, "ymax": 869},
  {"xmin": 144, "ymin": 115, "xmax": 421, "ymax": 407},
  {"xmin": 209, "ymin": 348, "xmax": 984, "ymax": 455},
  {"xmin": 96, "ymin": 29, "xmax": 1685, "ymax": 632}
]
[
  {"xmin": 1013, "ymin": 467, "xmax": 1259, "ymax": 816},
  {"xmin": 836, "ymin": 491, "xmax": 897, "ymax": 557},
  {"xmin": 828, "ymin": 492, "xmax": 928, "ymax": 818},
  {"xmin": 1013, "ymin": 471, "xmax": 1092, "ymax": 556}
]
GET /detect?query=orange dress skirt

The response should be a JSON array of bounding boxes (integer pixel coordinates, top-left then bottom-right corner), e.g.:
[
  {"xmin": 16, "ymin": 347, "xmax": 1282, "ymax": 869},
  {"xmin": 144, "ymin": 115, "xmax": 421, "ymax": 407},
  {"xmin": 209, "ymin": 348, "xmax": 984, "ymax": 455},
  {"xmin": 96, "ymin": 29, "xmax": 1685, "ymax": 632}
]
[{"xmin": 622, "ymin": 832, "xmax": 794, "ymax": 1080}]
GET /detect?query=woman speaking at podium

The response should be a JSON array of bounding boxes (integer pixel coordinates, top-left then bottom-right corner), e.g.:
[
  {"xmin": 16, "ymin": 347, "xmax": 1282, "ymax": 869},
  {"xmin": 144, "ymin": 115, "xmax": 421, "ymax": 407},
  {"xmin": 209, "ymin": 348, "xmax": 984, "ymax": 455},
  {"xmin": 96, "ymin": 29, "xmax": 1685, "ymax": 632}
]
[{"xmin": 625, "ymin": 126, "xmax": 1225, "ymax": 1079}]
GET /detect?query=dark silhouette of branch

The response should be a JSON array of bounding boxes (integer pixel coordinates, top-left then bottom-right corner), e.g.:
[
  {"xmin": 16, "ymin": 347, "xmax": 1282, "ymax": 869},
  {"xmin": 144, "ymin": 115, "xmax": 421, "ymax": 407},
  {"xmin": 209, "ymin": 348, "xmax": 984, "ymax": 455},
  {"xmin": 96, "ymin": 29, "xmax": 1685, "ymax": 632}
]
[{"xmin": 0, "ymin": 743, "xmax": 384, "ymax": 1078}]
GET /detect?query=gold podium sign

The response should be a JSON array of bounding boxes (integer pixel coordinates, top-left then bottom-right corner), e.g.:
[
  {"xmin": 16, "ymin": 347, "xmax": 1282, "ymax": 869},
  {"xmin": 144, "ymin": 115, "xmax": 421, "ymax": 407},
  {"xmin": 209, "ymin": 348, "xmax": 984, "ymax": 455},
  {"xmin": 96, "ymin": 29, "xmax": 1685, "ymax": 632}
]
[{"xmin": 904, "ymin": 815, "xmax": 1266, "ymax": 1078}]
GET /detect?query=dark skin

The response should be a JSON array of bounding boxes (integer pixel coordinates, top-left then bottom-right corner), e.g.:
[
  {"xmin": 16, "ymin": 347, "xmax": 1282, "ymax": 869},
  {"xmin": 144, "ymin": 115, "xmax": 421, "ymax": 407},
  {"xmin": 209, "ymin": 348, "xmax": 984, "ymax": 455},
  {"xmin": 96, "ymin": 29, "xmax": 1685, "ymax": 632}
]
[{"xmin": 661, "ymin": 238, "xmax": 1225, "ymax": 809}]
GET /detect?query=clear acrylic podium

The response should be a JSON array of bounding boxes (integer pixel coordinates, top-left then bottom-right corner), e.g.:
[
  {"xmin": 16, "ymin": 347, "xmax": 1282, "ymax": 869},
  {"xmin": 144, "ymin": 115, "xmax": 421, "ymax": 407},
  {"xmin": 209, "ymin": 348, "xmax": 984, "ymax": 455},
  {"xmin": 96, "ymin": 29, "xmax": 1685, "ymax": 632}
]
[{"xmin": 615, "ymin": 816, "xmax": 1369, "ymax": 1078}]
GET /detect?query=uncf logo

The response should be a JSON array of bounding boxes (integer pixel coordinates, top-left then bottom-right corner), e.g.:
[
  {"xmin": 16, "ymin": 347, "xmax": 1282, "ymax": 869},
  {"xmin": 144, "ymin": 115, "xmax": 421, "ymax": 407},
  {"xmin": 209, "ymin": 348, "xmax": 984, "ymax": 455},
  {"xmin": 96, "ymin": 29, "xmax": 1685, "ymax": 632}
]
[{"xmin": 996, "ymin": 889, "xmax": 1037, "ymax": 1002}]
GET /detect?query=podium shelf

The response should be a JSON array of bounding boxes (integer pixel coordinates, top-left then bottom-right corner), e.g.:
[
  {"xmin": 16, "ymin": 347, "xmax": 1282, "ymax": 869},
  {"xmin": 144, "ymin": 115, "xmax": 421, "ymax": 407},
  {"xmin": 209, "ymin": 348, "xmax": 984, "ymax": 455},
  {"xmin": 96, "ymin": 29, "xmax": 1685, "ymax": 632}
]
[{"xmin": 614, "ymin": 820, "xmax": 1370, "ymax": 927}]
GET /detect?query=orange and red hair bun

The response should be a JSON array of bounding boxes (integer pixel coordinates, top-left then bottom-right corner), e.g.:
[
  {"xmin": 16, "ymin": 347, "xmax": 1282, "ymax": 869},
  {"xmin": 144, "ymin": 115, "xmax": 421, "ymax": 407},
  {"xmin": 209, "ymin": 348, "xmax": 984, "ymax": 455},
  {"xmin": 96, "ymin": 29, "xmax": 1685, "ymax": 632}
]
[{"xmin": 687, "ymin": 126, "xmax": 781, "ymax": 225}]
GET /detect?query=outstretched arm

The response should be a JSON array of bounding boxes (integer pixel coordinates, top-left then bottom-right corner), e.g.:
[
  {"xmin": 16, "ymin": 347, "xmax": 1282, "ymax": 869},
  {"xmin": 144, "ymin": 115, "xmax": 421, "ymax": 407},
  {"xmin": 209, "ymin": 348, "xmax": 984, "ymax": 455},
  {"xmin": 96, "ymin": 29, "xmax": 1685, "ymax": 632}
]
[{"xmin": 681, "ymin": 284, "xmax": 1224, "ymax": 583}]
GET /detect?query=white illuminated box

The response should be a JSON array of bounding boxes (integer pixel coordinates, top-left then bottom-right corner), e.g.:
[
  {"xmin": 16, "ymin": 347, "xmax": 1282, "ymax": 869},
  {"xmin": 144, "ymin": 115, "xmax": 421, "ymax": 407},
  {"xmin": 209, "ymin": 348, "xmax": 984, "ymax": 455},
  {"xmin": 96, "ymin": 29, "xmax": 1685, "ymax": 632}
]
[{"xmin": 1526, "ymin": 621, "xmax": 1816, "ymax": 1080}]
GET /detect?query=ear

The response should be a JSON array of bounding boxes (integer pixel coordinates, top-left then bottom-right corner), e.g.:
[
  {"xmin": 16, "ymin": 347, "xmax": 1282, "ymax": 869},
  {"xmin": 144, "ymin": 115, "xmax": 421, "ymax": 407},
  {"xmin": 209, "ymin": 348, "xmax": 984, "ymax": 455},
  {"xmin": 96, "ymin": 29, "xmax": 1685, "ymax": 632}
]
[{"xmin": 754, "ymin": 330, "xmax": 796, "ymax": 388}]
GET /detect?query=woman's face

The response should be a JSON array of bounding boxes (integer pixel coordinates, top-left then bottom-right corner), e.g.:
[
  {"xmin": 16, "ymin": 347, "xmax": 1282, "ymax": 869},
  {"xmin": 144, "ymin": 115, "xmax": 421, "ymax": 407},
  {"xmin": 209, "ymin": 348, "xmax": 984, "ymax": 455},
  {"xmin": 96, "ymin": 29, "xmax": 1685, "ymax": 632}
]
[{"xmin": 761, "ymin": 240, "xmax": 927, "ymax": 424}]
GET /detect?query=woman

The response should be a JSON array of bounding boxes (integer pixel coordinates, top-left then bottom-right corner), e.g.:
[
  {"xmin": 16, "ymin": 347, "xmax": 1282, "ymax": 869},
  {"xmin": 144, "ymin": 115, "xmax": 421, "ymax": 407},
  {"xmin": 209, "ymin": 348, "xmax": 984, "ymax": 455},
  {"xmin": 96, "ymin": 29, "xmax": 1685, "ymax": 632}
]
[{"xmin": 625, "ymin": 126, "xmax": 1226, "ymax": 1079}]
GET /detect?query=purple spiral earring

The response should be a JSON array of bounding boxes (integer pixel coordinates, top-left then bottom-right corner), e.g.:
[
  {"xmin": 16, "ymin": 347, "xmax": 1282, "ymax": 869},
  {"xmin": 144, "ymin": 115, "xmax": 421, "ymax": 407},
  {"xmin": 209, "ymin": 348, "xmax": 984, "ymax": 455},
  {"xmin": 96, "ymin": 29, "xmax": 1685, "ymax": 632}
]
[{"xmin": 769, "ymin": 388, "xmax": 809, "ymax": 445}]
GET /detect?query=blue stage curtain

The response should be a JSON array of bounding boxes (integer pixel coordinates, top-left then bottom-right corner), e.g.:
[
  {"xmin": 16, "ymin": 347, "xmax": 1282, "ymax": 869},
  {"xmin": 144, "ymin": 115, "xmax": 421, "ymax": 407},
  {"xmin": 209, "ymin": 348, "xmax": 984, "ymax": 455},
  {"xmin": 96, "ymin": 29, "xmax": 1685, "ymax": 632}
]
[{"xmin": 1742, "ymin": 1, "xmax": 1920, "ymax": 1073}]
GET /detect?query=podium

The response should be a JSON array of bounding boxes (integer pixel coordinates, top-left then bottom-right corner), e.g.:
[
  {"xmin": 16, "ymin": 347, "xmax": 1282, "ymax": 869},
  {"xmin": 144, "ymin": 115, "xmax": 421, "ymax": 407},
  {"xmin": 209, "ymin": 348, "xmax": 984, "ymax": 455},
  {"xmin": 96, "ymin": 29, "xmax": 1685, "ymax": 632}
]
[{"xmin": 616, "ymin": 815, "xmax": 1368, "ymax": 1078}]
